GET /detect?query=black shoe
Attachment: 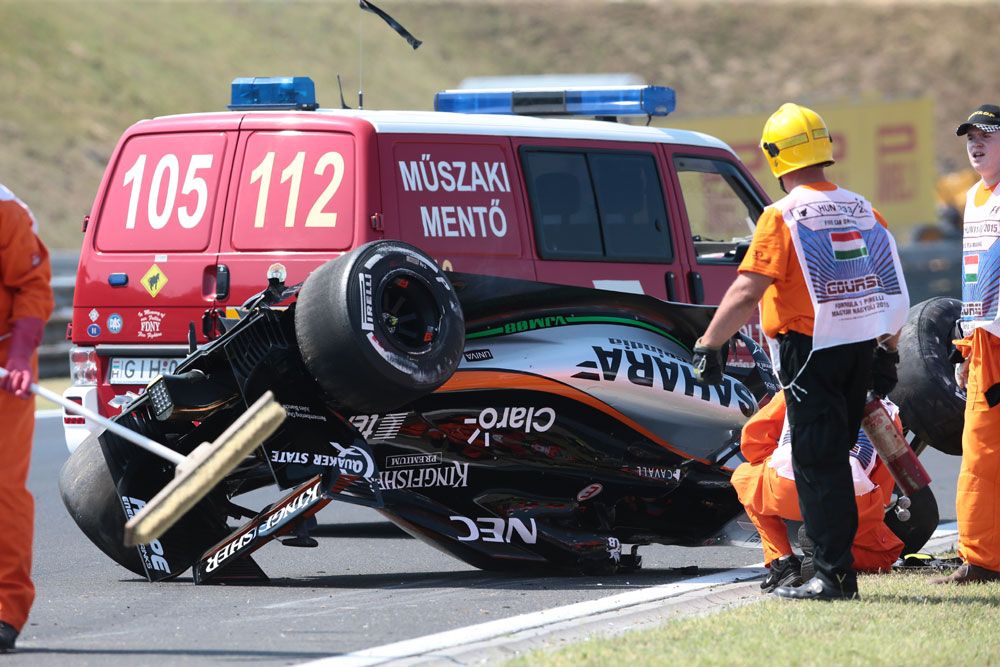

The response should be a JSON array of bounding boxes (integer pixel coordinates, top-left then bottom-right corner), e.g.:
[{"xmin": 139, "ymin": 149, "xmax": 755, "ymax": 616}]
[
  {"xmin": 761, "ymin": 554, "xmax": 803, "ymax": 593},
  {"xmin": 773, "ymin": 575, "xmax": 860, "ymax": 601},
  {"xmin": 0, "ymin": 622, "xmax": 18, "ymax": 652},
  {"xmin": 797, "ymin": 524, "xmax": 815, "ymax": 582}
]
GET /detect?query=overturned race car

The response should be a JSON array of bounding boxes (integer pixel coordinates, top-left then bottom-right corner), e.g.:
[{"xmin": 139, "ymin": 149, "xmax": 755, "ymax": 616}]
[{"xmin": 59, "ymin": 241, "xmax": 943, "ymax": 583}]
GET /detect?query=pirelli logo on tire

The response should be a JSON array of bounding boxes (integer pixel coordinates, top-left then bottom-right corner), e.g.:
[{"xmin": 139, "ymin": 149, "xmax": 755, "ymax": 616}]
[{"xmin": 360, "ymin": 272, "xmax": 374, "ymax": 331}]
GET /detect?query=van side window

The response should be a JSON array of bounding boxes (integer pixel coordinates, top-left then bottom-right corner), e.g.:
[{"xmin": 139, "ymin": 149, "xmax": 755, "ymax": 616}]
[
  {"xmin": 523, "ymin": 150, "xmax": 672, "ymax": 262},
  {"xmin": 523, "ymin": 152, "xmax": 602, "ymax": 258},
  {"xmin": 590, "ymin": 154, "xmax": 672, "ymax": 261},
  {"xmin": 674, "ymin": 156, "xmax": 763, "ymax": 265}
]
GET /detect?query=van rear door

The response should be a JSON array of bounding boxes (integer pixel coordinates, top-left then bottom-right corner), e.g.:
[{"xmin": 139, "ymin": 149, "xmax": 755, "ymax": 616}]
[
  {"xmin": 74, "ymin": 120, "xmax": 237, "ymax": 404},
  {"xmin": 219, "ymin": 115, "xmax": 377, "ymax": 309}
]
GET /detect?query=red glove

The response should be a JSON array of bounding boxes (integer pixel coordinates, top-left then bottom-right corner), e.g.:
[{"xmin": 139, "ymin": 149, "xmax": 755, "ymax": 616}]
[{"xmin": 1, "ymin": 317, "xmax": 44, "ymax": 400}]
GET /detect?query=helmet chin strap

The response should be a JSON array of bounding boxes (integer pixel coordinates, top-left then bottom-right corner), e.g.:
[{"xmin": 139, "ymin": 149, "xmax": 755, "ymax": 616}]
[{"xmin": 778, "ymin": 176, "xmax": 788, "ymax": 194}]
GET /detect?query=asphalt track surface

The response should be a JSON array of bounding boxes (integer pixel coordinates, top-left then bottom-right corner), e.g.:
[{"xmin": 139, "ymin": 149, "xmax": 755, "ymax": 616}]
[{"xmin": 12, "ymin": 414, "xmax": 962, "ymax": 665}]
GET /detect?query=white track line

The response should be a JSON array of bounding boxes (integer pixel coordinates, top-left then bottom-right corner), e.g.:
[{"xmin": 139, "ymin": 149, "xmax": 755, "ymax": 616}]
[
  {"xmin": 303, "ymin": 567, "xmax": 765, "ymax": 667},
  {"xmin": 304, "ymin": 523, "xmax": 960, "ymax": 667}
]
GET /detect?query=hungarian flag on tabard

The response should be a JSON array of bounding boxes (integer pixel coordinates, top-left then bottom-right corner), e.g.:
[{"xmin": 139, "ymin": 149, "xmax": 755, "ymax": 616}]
[
  {"xmin": 964, "ymin": 254, "xmax": 979, "ymax": 283},
  {"xmin": 830, "ymin": 230, "xmax": 869, "ymax": 260}
]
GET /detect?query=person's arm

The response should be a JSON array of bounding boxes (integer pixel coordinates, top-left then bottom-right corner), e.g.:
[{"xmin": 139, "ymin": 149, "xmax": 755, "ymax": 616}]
[
  {"xmin": 0, "ymin": 200, "xmax": 54, "ymax": 399},
  {"xmin": 877, "ymin": 332, "xmax": 899, "ymax": 351},
  {"xmin": 870, "ymin": 207, "xmax": 902, "ymax": 394},
  {"xmin": 697, "ymin": 271, "xmax": 773, "ymax": 349},
  {"xmin": 691, "ymin": 271, "xmax": 772, "ymax": 384}
]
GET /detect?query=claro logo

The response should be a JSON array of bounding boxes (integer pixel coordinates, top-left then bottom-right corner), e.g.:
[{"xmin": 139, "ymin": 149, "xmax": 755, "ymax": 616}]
[
  {"xmin": 450, "ymin": 516, "xmax": 538, "ymax": 544},
  {"xmin": 120, "ymin": 496, "xmax": 171, "ymax": 574},
  {"xmin": 462, "ymin": 406, "xmax": 555, "ymax": 446}
]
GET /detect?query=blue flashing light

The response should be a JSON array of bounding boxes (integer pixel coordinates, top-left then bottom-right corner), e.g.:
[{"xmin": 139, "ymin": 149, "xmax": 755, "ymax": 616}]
[
  {"xmin": 229, "ymin": 76, "xmax": 318, "ymax": 111},
  {"xmin": 434, "ymin": 85, "xmax": 676, "ymax": 118}
]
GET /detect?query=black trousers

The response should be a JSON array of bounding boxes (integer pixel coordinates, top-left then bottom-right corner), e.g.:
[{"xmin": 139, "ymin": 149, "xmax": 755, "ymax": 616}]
[{"xmin": 778, "ymin": 332, "xmax": 874, "ymax": 590}]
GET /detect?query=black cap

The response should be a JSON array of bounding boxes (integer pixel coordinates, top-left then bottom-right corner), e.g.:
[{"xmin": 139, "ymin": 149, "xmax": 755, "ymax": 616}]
[{"xmin": 957, "ymin": 104, "xmax": 1000, "ymax": 136}]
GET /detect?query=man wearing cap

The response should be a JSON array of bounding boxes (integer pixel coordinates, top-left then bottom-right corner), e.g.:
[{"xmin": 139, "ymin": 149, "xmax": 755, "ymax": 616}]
[
  {"xmin": 691, "ymin": 103, "xmax": 909, "ymax": 600},
  {"xmin": 933, "ymin": 105, "xmax": 1000, "ymax": 584}
]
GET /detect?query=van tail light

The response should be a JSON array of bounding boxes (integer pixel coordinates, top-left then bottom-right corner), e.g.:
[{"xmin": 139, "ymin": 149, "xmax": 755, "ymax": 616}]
[
  {"xmin": 64, "ymin": 396, "xmax": 86, "ymax": 426},
  {"xmin": 69, "ymin": 346, "xmax": 98, "ymax": 386}
]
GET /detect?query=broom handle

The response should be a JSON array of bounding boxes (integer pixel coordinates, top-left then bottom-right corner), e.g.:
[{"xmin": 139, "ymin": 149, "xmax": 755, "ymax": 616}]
[{"xmin": 0, "ymin": 367, "xmax": 184, "ymax": 465}]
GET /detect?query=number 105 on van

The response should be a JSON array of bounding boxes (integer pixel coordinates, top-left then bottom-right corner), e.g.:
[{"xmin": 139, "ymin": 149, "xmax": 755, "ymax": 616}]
[{"xmin": 108, "ymin": 357, "xmax": 181, "ymax": 385}]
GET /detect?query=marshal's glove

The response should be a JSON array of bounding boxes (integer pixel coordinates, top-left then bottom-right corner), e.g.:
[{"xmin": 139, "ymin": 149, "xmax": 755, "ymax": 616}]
[
  {"xmin": 871, "ymin": 345, "xmax": 900, "ymax": 398},
  {"xmin": 1, "ymin": 317, "xmax": 44, "ymax": 400},
  {"xmin": 692, "ymin": 340, "xmax": 725, "ymax": 385}
]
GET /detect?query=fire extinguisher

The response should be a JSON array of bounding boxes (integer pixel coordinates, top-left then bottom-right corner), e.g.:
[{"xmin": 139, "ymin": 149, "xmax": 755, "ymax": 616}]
[{"xmin": 861, "ymin": 393, "xmax": 932, "ymax": 501}]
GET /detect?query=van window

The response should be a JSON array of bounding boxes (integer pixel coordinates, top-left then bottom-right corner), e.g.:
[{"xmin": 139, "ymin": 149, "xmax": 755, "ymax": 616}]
[
  {"xmin": 523, "ymin": 150, "xmax": 672, "ymax": 262},
  {"xmin": 232, "ymin": 131, "xmax": 355, "ymax": 252},
  {"xmin": 674, "ymin": 156, "xmax": 762, "ymax": 264},
  {"xmin": 96, "ymin": 133, "xmax": 228, "ymax": 252}
]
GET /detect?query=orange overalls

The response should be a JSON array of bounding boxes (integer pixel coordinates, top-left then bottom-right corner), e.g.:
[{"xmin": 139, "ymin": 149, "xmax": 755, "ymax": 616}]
[
  {"xmin": 0, "ymin": 189, "xmax": 54, "ymax": 632},
  {"xmin": 953, "ymin": 328, "xmax": 1000, "ymax": 572},
  {"xmin": 731, "ymin": 392, "xmax": 903, "ymax": 572}
]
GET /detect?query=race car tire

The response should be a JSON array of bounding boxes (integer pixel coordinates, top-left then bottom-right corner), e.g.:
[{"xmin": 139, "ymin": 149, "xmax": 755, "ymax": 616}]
[
  {"xmin": 884, "ymin": 485, "xmax": 939, "ymax": 556},
  {"xmin": 890, "ymin": 297, "xmax": 965, "ymax": 456},
  {"xmin": 295, "ymin": 241, "xmax": 465, "ymax": 413},
  {"xmin": 61, "ymin": 420, "xmax": 236, "ymax": 582},
  {"xmin": 59, "ymin": 431, "xmax": 146, "ymax": 577}
]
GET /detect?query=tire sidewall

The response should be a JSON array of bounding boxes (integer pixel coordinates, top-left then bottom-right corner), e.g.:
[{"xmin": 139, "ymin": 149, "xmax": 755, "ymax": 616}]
[
  {"xmin": 295, "ymin": 241, "xmax": 464, "ymax": 413},
  {"xmin": 891, "ymin": 297, "xmax": 965, "ymax": 456}
]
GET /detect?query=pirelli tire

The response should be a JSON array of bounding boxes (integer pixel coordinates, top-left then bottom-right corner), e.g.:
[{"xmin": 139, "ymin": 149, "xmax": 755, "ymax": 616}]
[
  {"xmin": 59, "ymin": 432, "xmax": 146, "ymax": 578},
  {"xmin": 890, "ymin": 297, "xmax": 965, "ymax": 456},
  {"xmin": 295, "ymin": 241, "xmax": 465, "ymax": 414}
]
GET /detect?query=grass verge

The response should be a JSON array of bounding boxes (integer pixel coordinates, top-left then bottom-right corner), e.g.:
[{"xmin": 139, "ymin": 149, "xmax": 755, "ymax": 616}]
[
  {"xmin": 509, "ymin": 571, "xmax": 1000, "ymax": 667},
  {"xmin": 37, "ymin": 377, "xmax": 72, "ymax": 412}
]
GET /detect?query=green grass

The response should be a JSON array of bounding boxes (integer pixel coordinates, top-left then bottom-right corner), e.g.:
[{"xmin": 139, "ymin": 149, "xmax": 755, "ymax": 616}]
[
  {"xmin": 509, "ymin": 571, "xmax": 1000, "ymax": 666},
  {"xmin": 2, "ymin": 1, "xmax": 999, "ymax": 250}
]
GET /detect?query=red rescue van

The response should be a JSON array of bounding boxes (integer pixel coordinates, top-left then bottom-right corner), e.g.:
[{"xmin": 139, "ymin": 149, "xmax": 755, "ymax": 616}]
[{"xmin": 63, "ymin": 78, "xmax": 770, "ymax": 450}]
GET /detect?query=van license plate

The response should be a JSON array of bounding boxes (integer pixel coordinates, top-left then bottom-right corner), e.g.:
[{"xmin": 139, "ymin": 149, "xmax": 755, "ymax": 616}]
[{"xmin": 108, "ymin": 357, "xmax": 181, "ymax": 385}]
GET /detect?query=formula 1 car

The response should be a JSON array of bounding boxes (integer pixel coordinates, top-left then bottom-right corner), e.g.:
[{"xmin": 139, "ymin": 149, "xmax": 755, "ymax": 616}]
[{"xmin": 59, "ymin": 241, "xmax": 938, "ymax": 583}]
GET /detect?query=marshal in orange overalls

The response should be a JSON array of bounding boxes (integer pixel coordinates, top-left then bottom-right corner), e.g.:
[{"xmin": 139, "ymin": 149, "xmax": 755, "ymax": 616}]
[
  {"xmin": 0, "ymin": 186, "xmax": 54, "ymax": 633},
  {"xmin": 731, "ymin": 392, "xmax": 903, "ymax": 572},
  {"xmin": 953, "ymin": 329, "xmax": 1000, "ymax": 572}
]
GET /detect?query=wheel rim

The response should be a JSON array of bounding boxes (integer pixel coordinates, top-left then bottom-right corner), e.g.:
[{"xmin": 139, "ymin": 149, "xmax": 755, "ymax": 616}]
[{"xmin": 377, "ymin": 269, "xmax": 442, "ymax": 353}]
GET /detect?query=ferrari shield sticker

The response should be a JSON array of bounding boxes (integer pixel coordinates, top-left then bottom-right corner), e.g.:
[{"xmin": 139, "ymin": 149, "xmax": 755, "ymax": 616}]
[{"xmin": 141, "ymin": 264, "xmax": 168, "ymax": 298}]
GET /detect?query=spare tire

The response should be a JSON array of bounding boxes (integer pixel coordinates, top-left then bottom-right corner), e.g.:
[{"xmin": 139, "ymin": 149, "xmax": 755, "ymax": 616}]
[
  {"xmin": 295, "ymin": 241, "xmax": 465, "ymax": 413},
  {"xmin": 890, "ymin": 297, "xmax": 965, "ymax": 455}
]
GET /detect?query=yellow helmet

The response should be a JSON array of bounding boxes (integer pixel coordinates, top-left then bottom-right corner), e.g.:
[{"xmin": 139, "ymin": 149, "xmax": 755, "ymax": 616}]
[{"xmin": 760, "ymin": 103, "xmax": 834, "ymax": 178}]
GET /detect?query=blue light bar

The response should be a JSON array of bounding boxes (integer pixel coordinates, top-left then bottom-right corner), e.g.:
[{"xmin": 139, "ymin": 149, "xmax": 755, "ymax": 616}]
[
  {"xmin": 229, "ymin": 76, "xmax": 318, "ymax": 111},
  {"xmin": 434, "ymin": 85, "xmax": 676, "ymax": 118}
]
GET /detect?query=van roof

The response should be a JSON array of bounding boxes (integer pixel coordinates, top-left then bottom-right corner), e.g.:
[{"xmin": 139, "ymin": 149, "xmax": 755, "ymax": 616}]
[{"xmin": 145, "ymin": 108, "xmax": 736, "ymax": 155}]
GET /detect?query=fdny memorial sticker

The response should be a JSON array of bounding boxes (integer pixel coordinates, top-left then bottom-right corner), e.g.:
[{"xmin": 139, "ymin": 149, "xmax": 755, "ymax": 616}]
[
  {"xmin": 141, "ymin": 264, "xmax": 168, "ymax": 298},
  {"xmin": 137, "ymin": 309, "xmax": 165, "ymax": 339}
]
